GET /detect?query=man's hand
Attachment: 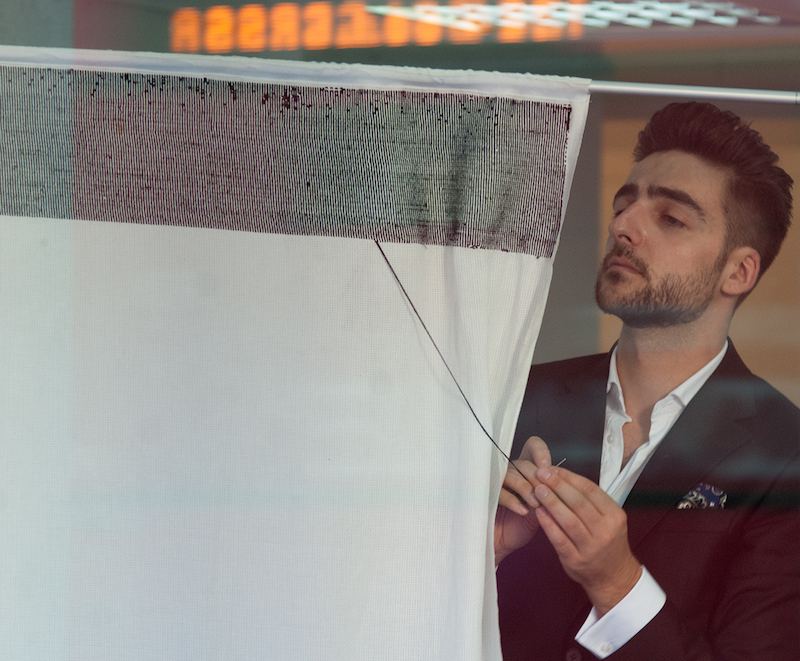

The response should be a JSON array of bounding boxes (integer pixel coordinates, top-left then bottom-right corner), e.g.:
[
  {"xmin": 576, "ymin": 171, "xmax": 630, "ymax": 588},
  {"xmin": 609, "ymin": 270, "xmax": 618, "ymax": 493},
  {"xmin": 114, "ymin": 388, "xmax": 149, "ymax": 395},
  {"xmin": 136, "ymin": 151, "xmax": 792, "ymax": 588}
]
[
  {"xmin": 533, "ymin": 465, "xmax": 642, "ymax": 616},
  {"xmin": 494, "ymin": 437, "xmax": 552, "ymax": 566}
]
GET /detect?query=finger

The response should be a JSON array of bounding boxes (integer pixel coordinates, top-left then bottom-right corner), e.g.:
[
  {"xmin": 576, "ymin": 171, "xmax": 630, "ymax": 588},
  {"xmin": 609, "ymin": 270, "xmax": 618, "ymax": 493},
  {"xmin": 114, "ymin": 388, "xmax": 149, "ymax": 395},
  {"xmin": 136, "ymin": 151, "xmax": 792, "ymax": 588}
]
[
  {"xmin": 537, "ymin": 466, "xmax": 604, "ymax": 520},
  {"xmin": 498, "ymin": 486, "xmax": 530, "ymax": 516},
  {"xmin": 519, "ymin": 436, "xmax": 552, "ymax": 468},
  {"xmin": 546, "ymin": 466, "xmax": 618, "ymax": 514},
  {"xmin": 533, "ymin": 478, "xmax": 595, "ymax": 547},
  {"xmin": 503, "ymin": 459, "xmax": 540, "ymax": 508},
  {"xmin": 537, "ymin": 468, "xmax": 631, "ymax": 555},
  {"xmin": 548, "ymin": 468, "xmax": 632, "ymax": 556},
  {"xmin": 534, "ymin": 502, "xmax": 576, "ymax": 556}
]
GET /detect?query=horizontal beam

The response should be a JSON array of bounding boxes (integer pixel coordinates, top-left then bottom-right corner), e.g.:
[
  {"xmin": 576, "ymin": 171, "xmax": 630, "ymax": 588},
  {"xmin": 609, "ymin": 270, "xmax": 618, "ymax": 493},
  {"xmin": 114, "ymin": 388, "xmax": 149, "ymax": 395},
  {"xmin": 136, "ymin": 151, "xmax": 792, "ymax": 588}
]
[{"xmin": 589, "ymin": 80, "xmax": 800, "ymax": 105}]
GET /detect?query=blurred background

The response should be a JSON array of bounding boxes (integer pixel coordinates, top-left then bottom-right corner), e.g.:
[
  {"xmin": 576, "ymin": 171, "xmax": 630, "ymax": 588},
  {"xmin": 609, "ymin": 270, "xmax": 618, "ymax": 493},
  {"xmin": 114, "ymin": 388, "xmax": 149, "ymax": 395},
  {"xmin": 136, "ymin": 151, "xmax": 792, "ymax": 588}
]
[{"xmin": 1, "ymin": 0, "xmax": 799, "ymax": 403}]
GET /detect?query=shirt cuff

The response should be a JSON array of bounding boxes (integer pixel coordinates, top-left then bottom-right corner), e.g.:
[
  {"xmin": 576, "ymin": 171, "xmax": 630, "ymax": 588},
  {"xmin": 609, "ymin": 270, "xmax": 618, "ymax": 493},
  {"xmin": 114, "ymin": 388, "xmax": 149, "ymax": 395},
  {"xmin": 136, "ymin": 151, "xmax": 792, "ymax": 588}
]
[{"xmin": 574, "ymin": 566, "xmax": 666, "ymax": 659}]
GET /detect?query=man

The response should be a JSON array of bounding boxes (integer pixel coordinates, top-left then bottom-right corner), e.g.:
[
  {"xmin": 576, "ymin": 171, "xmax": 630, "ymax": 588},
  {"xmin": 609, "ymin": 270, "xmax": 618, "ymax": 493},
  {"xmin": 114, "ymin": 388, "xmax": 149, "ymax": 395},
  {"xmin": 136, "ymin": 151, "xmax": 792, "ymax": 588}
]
[{"xmin": 494, "ymin": 102, "xmax": 800, "ymax": 660}]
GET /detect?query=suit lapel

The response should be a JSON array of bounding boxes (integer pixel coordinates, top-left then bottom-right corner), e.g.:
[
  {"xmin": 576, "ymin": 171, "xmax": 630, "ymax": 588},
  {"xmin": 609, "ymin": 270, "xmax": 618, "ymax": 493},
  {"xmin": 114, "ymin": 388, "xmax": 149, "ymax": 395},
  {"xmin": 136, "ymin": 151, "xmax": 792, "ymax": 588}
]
[
  {"xmin": 559, "ymin": 353, "xmax": 609, "ymax": 485},
  {"xmin": 626, "ymin": 342, "xmax": 757, "ymax": 548}
]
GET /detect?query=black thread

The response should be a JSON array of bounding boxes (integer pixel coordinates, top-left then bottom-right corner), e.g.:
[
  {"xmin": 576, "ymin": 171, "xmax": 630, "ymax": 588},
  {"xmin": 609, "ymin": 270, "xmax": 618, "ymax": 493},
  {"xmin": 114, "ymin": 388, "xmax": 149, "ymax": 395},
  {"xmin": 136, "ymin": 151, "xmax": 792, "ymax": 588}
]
[{"xmin": 374, "ymin": 240, "xmax": 534, "ymax": 490}]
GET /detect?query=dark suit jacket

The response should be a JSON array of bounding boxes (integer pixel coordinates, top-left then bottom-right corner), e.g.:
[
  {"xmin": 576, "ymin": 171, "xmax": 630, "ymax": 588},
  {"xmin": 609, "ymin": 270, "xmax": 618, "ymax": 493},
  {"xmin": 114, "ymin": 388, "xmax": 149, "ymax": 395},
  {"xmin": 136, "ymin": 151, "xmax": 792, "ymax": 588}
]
[{"xmin": 497, "ymin": 343, "xmax": 800, "ymax": 661}]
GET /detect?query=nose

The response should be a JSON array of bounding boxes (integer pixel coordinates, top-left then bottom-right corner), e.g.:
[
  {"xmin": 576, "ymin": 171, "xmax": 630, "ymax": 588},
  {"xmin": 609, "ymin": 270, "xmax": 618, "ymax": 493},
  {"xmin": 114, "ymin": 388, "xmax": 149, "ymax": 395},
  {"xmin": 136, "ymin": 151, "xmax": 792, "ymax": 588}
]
[{"xmin": 608, "ymin": 203, "xmax": 644, "ymax": 247}]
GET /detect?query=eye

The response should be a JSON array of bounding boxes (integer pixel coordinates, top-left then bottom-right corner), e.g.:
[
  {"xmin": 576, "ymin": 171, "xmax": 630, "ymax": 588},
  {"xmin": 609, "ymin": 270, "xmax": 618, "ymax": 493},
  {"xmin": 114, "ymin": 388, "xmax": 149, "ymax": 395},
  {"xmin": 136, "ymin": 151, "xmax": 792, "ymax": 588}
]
[{"xmin": 662, "ymin": 215, "xmax": 686, "ymax": 228}]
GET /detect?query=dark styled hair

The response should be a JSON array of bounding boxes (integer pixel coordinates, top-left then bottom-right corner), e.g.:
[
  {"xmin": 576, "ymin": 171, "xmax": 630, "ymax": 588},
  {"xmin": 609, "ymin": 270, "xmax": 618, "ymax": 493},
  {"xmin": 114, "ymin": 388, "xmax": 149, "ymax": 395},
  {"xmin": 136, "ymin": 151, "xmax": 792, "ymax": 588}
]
[{"xmin": 634, "ymin": 102, "xmax": 793, "ymax": 280}]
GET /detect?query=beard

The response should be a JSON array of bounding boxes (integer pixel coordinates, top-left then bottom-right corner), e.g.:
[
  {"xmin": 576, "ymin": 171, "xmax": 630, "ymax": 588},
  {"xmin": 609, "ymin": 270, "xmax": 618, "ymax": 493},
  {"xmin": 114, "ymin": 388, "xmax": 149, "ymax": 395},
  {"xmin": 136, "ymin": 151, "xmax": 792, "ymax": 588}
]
[{"xmin": 595, "ymin": 244, "xmax": 726, "ymax": 328}]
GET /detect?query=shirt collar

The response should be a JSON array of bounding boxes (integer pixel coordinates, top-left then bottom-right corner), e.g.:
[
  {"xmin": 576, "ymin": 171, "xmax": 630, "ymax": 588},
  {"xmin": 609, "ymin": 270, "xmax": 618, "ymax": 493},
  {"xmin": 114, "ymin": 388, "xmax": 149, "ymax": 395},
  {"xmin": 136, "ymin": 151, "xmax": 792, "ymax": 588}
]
[
  {"xmin": 606, "ymin": 348, "xmax": 626, "ymax": 415},
  {"xmin": 607, "ymin": 340, "xmax": 729, "ymax": 410}
]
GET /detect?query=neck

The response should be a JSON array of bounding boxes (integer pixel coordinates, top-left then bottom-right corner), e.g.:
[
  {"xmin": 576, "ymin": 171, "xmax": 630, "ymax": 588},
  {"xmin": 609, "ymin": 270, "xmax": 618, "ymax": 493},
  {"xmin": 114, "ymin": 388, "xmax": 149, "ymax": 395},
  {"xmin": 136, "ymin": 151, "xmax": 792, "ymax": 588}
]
[{"xmin": 614, "ymin": 318, "xmax": 728, "ymax": 416}]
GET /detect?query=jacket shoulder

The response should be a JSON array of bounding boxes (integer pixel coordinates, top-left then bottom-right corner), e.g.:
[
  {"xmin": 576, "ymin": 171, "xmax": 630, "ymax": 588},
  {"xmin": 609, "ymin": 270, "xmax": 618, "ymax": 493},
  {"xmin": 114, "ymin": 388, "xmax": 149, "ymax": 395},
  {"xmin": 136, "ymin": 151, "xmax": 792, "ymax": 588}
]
[
  {"xmin": 512, "ymin": 353, "xmax": 610, "ymax": 460},
  {"xmin": 527, "ymin": 352, "xmax": 611, "ymax": 388},
  {"xmin": 712, "ymin": 344, "xmax": 800, "ymax": 448}
]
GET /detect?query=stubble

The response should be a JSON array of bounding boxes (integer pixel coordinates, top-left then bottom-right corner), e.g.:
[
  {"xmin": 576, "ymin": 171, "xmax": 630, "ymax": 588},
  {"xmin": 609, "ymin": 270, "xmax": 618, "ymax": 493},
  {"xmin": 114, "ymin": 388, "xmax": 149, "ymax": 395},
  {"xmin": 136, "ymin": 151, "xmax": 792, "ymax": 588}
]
[{"xmin": 595, "ymin": 244, "xmax": 726, "ymax": 328}]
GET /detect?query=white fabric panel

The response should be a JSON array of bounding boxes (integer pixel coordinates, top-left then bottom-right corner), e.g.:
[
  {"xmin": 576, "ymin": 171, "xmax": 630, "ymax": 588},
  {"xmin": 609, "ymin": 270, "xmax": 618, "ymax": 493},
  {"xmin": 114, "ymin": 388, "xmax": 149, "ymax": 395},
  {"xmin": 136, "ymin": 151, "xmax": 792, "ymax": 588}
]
[{"xmin": 0, "ymin": 48, "xmax": 589, "ymax": 661}]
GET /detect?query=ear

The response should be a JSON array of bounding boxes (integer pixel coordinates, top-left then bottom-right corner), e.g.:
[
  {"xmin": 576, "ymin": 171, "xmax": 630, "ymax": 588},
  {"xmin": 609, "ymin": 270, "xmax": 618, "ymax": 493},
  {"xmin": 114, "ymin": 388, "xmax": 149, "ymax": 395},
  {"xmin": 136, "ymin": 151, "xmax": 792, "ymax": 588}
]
[{"xmin": 721, "ymin": 247, "xmax": 760, "ymax": 297}]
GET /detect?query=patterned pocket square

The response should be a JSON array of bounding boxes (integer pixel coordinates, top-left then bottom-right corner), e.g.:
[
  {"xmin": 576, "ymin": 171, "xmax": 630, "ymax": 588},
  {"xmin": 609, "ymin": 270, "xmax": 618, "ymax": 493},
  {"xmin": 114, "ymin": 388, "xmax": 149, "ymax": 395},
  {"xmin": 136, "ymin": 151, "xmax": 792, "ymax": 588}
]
[{"xmin": 677, "ymin": 483, "xmax": 727, "ymax": 509}]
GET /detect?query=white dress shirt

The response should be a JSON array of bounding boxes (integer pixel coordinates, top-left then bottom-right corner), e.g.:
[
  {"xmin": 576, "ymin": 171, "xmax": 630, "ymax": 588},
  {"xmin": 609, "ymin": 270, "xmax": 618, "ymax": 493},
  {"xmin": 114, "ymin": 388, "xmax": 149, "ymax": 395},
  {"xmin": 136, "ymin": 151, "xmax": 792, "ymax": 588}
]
[{"xmin": 575, "ymin": 341, "xmax": 729, "ymax": 659}]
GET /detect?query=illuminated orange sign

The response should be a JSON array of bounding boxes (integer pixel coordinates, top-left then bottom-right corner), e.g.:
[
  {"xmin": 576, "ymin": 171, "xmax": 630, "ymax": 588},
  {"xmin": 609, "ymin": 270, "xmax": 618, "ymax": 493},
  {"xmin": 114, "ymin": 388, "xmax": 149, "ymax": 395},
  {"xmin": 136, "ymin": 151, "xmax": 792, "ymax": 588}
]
[{"xmin": 171, "ymin": 2, "xmax": 586, "ymax": 53}]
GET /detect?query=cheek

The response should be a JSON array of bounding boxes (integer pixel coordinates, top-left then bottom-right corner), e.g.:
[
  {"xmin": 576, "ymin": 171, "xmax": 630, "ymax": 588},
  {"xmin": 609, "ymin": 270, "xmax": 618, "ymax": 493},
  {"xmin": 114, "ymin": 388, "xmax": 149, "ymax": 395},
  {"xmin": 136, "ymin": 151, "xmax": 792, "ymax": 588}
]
[{"xmin": 650, "ymin": 256, "xmax": 718, "ymax": 286}]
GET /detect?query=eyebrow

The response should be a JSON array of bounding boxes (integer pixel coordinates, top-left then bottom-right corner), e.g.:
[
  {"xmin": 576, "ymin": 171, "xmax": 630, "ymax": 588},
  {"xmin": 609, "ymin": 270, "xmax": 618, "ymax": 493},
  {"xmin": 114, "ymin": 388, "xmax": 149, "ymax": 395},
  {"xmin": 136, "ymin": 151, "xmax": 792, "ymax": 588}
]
[{"xmin": 613, "ymin": 183, "xmax": 706, "ymax": 217}]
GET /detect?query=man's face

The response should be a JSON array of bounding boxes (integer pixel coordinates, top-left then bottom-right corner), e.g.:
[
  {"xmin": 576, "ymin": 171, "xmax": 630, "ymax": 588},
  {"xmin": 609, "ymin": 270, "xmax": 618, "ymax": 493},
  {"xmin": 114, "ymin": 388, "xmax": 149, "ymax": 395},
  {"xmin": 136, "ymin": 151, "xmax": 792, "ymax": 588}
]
[{"xmin": 595, "ymin": 150, "xmax": 732, "ymax": 328}]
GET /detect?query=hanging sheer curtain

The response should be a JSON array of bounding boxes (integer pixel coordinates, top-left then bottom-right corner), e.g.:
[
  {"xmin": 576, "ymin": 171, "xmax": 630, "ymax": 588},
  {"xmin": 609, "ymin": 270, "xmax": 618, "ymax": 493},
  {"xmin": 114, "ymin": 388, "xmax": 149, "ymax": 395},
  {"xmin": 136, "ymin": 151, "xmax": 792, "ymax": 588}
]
[{"xmin": 0, "ymin": 48, "xmax": 589, "ymax": 661}]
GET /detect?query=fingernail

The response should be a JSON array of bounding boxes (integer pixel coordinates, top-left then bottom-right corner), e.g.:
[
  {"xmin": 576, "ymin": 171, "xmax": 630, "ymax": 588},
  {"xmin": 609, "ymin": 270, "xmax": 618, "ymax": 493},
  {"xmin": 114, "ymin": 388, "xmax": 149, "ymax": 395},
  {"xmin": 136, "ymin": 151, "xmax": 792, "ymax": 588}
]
[
  {"xmin": 538, "ymin": 467, "xmax": 551, "ymax": 480},
  {"xmin": 535, "ymin": 485, "xmax": 548, "ymax": 499},
  {"xmin": 528, "ymin": 493, "xmax": 539, "ymax": 507}
]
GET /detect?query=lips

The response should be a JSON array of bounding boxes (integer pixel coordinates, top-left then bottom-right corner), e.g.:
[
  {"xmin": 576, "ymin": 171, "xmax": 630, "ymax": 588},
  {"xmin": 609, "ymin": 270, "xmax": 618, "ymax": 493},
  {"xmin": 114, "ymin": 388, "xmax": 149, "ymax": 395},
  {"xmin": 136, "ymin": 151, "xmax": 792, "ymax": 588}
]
[
  {"xmin": 607, "ymin": 256, "xmax": 642, "ymax": 275},
  {"xmin": 601, "ymin": 242, "xmax": 650, "ymax": 277}
]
